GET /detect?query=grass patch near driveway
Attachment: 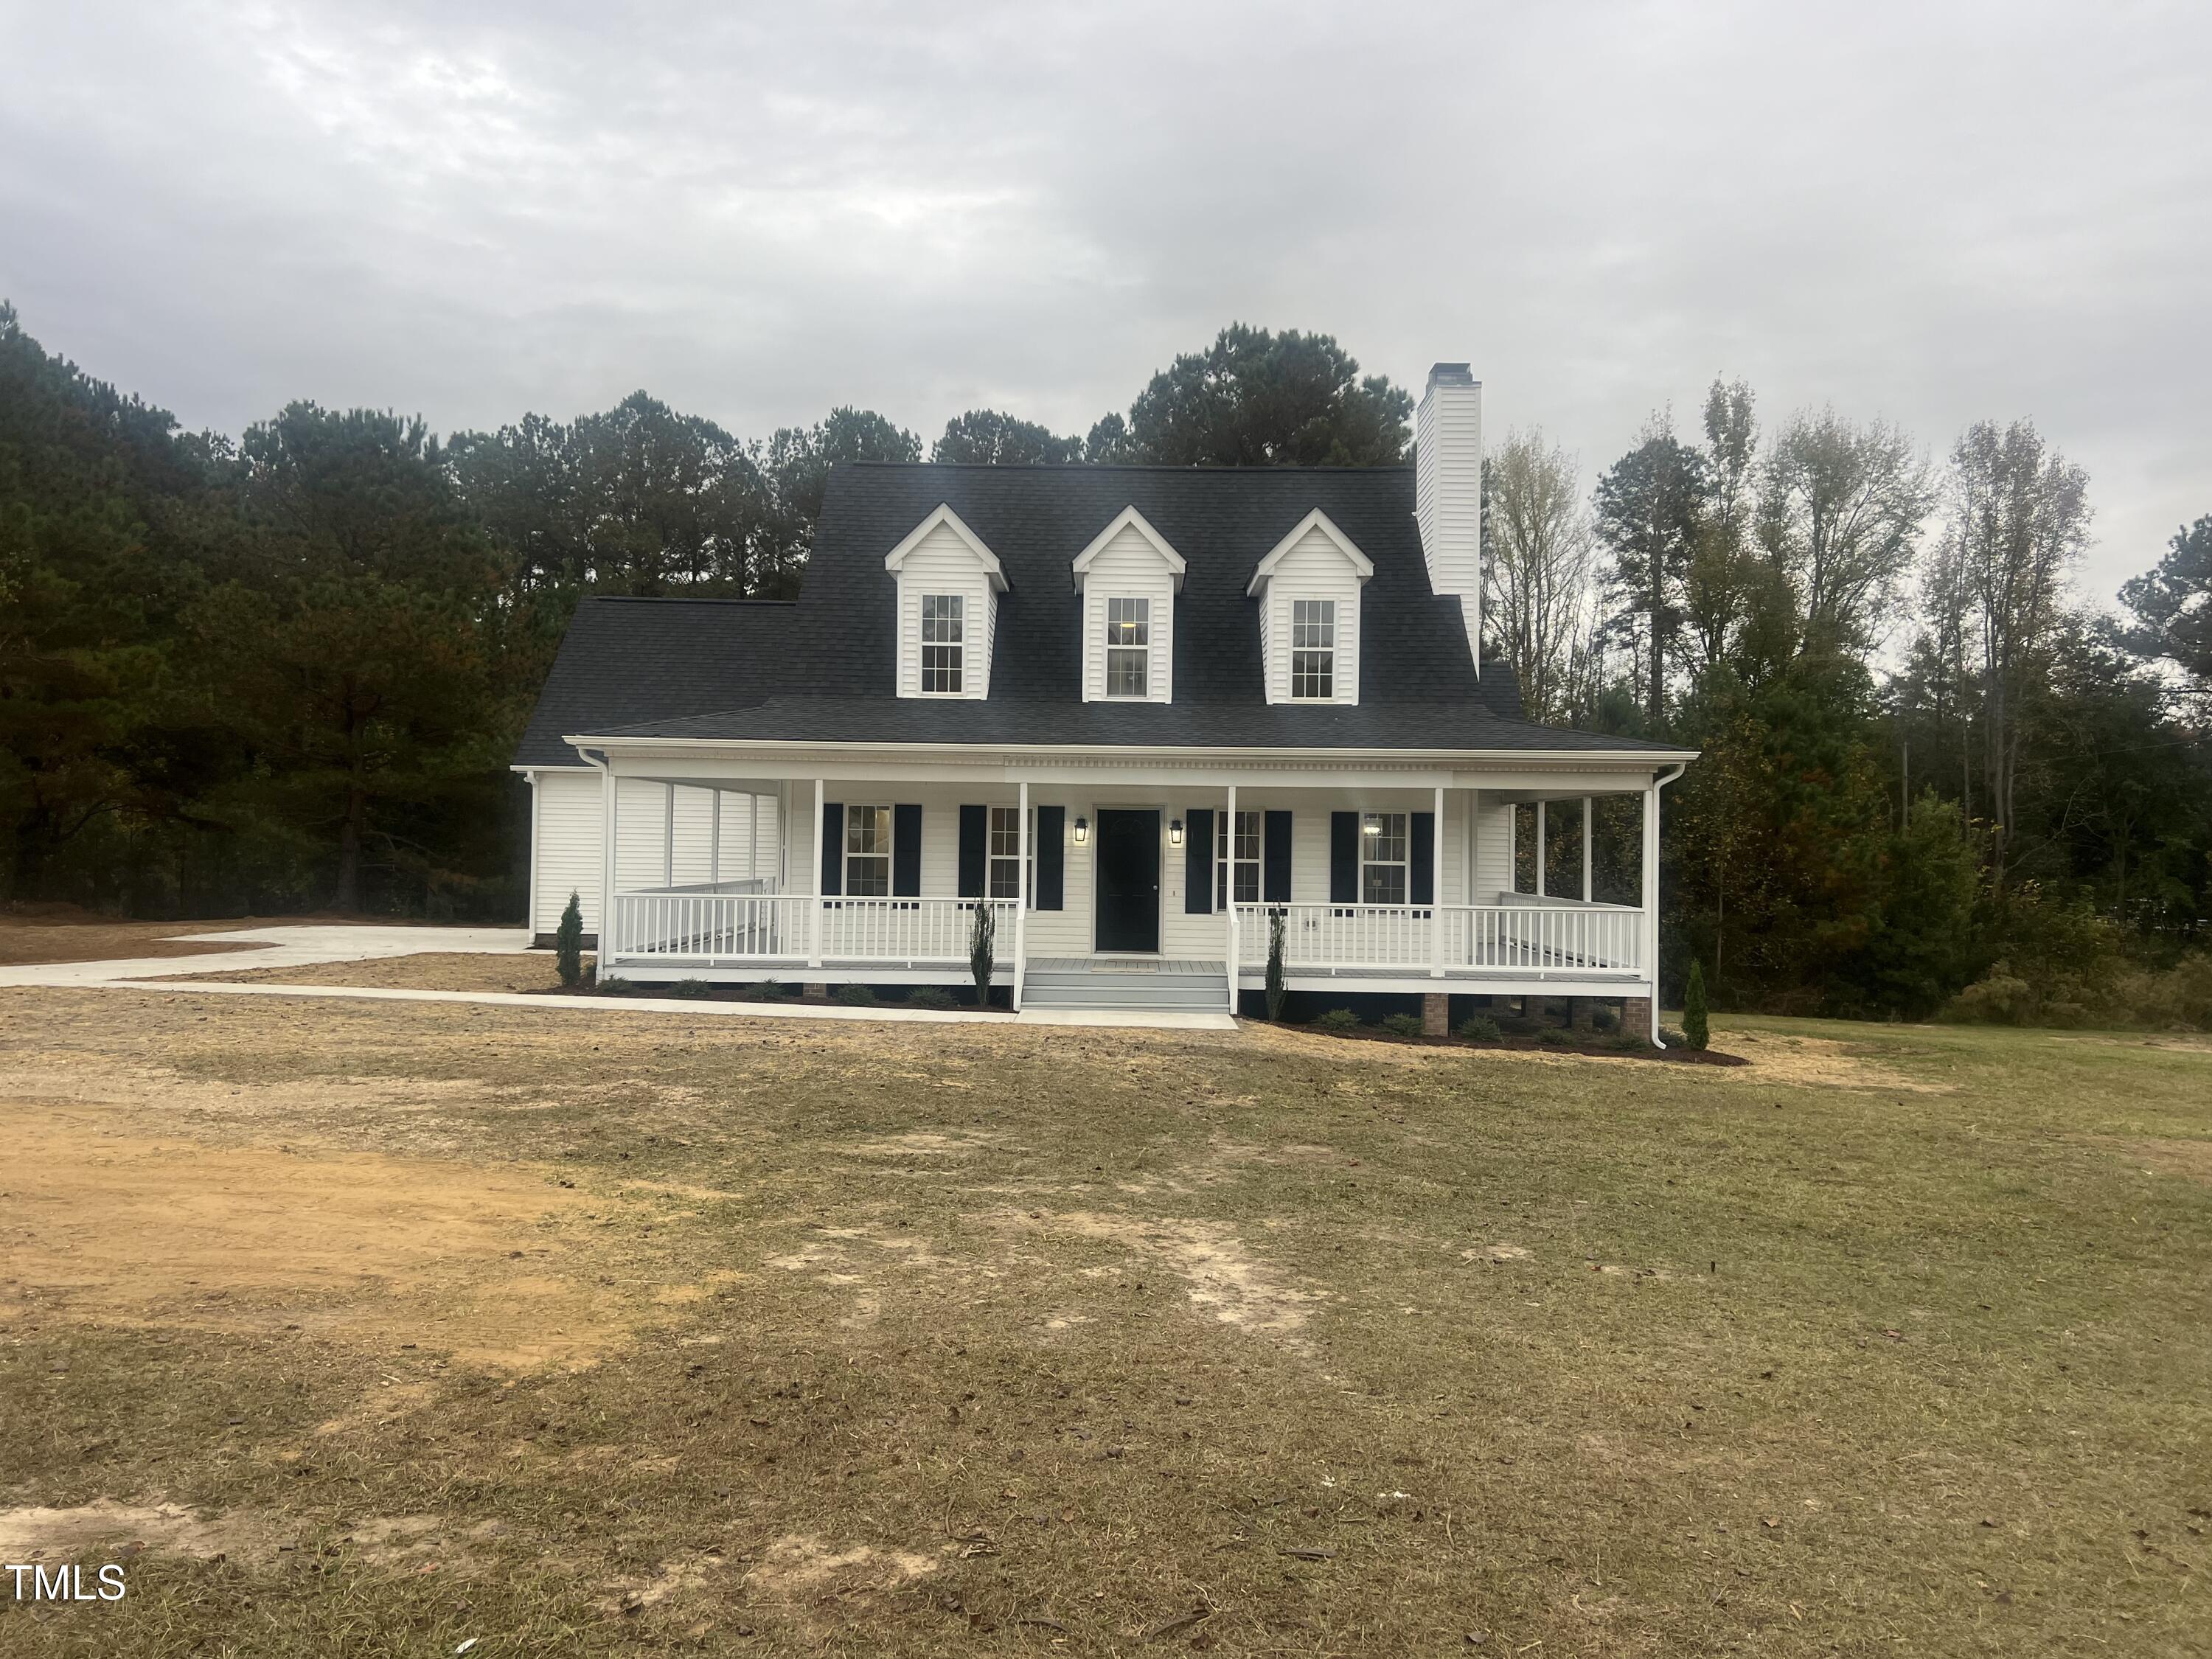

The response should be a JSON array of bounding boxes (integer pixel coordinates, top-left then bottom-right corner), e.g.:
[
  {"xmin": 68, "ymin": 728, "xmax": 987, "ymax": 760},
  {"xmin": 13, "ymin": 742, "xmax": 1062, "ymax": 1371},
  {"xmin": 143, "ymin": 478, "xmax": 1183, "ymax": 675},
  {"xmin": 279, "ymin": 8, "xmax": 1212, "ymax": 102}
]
[{"xmin": 1, "ymin": 992, "xmax": 2207, "ymax": 1656}]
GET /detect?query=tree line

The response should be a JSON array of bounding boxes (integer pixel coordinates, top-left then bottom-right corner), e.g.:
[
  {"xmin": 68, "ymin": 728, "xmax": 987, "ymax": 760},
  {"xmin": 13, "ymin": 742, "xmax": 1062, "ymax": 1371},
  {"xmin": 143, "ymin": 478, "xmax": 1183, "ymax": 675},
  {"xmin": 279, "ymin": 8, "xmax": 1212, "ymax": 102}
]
[
  {"xmin": 4, "ymin": 302, "xmax": 2205, "ymax": 1023},
  {"xmin": 1484, "ymin": 382, "xmax": 2211, "ymax": 1023}
]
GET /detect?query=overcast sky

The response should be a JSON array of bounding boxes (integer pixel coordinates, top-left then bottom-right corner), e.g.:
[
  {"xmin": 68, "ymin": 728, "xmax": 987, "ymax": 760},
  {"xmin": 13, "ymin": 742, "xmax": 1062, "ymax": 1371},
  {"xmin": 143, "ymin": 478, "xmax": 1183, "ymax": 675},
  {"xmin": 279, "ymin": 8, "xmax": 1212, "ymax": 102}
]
[{"xmin": 4, "ymin": 0, "xmax": 2206, "ymax": 597}]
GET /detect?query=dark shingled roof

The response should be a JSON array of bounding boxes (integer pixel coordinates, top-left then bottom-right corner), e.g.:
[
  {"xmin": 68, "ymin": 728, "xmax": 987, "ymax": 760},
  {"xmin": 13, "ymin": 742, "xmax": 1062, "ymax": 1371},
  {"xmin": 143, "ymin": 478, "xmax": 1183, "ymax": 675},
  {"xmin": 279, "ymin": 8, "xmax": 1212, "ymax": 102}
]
[
  {"xmin": 518, "ymin": 462, "xmax": 1682, "ymax": 762},
  {"xmin": 514, "ymin": 597, "xmax": 793, "ymax": 767}
]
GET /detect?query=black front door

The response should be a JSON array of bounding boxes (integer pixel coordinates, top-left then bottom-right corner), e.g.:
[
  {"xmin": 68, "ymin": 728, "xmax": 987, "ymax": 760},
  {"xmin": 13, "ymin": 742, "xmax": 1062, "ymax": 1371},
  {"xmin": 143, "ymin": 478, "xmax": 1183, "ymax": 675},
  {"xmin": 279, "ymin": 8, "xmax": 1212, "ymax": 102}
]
[{"xmin": 1094, "ymin": 809, "xmax": 1161, "ymax": 953}]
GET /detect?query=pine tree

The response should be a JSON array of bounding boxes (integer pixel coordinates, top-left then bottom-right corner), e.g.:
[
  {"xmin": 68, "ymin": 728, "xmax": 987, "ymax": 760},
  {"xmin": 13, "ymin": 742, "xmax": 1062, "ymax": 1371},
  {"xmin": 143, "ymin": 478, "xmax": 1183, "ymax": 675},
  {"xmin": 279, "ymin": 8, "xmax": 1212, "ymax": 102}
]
[
  {"xmin": 556, "ymin": 891, "xmax": 584, "ymax": 987},
  {"xmin": 1683, "ymin": 957, "xmax": 1710, "ymax": 1051}
]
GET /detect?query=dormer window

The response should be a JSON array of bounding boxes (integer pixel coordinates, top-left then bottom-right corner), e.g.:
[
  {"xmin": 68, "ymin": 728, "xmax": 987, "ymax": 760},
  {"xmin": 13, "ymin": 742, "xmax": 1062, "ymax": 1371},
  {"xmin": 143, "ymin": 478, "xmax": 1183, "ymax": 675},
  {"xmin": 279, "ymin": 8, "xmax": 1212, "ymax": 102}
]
[
  {"xmin": 1105, "ymin": 598, "xmax": 1150, "ymax": 697},
  {"xmin": 1248, "ymin": 509, "xmax": 1374, "ymax": 706},
  {"xmin": 1290, "ymin": 599, "xmax": 1335, "ymax": 699},
  {"xmin": 921, "ymin": 594, "xmax": 964, "ymax": 693}
]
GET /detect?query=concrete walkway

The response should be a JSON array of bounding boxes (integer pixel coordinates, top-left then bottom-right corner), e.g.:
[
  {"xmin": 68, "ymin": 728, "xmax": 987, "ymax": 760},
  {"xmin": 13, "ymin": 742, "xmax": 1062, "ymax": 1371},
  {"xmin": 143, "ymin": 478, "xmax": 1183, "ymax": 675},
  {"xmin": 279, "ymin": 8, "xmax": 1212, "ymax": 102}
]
[{"xmin": 0, "ymin": 925, "xmax": 1238, "ymax": 1031}]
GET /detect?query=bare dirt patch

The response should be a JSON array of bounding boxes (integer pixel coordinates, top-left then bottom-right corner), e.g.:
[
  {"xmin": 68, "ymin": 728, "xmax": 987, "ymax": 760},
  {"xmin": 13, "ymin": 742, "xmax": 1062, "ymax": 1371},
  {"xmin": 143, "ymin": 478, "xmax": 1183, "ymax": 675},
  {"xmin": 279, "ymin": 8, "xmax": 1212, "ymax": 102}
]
[
  {"xmin": 0, "ymin": 911, "xmax": 275, "ymax": 967},
  {"xmin": 1012, "ymin": 1210, "xmax": 1323, "ymax": 1350},
  {"xmin": 147, "ymin": 950, "xmax": 574, "ymax": 993},
  {"xmin": 0, "ymin": 1499, "xmax": 272, "ymax": 1564},
  {"xmin": 747, "ymin": 1534, "xmax": 941, "ymax": 1601},
  {"xmin": 1714, "ymin": 1028, "xmax": 1949, "ymax": 1092},
  {"xmin": 0, "ymin": 1102, "xmax": 620, "ymax": 1367}
]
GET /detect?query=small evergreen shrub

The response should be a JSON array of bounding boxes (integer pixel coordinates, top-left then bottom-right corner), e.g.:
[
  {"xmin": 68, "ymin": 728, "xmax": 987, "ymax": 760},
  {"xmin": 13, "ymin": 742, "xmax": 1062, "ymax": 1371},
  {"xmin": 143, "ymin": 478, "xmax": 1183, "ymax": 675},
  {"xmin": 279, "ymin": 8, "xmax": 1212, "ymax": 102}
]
[
  {"xmin": 749, "ymin": 980, "xmax": 789, "ymax": 1002},
  {"xmin": 1455, "ymin": 1015, "xmax": 1503, "ymax": 1043},
  {"xmin": 908, "ymin": 987, "xmax": 956, "ymax": 1010},
  {"xmin": 597, "ymin": 975, "xmax": 630, "ymax": 995},
  {"xmin": 833, "ymin": 984, "xmax": 878, "ymax": 1006},
  {"xmin": 1538, "ymin": 1026, "xmax": 1574, "ymax": 1046},
  {"xmin": 672, "ymin": 978, "xmax": 712, "ymax": 999},
  {"xmin": 1265, "ymin": 910, "xmax": 1289, "ymax": 1022},
  {"xmin": 1312, "ymin": 1008, "xmax": 1363, "ymax": 1033},
  {"xmin": 1380, "ymin": 1012, "xmax": 1425, "ymax": 1037},
  {"xmin": 554, "ymin": 891, "xmax": 584, "ymax": 987},
  {"xmin": 1658, "ymin": 1026, "xmax": 1688, "ymax": 1048},
  {"xmin": 1683, "ymin": 959, "xmax": 1710, "ymax": 1050},
  {"xmin": 969, "ymin": 903, "xmax": 995, "ymax": 1009},
  {"xmin": 1609, "ymin": 1032, "xmax": 1650, "ymax": 1051}
]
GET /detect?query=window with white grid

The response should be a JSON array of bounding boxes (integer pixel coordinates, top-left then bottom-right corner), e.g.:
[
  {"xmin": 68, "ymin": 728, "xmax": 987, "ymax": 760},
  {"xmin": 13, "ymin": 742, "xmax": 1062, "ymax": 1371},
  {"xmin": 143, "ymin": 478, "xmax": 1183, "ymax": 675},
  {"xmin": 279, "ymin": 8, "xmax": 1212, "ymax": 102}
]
[
  {"xmin": 920, "ymin": 594, "xmax": 964, "ymax": 693},
  {"xmin": 1104, "ymin": 597, "xmax": 1150, "ymax": 697},
  {"xmin": 1290, "ymin": 599, "xmax": 1335, "ymax": 700},
  {"xmin": 1360, "ymin": 812, "xmax": 1407, "ymax": 905},
  {"xmin": 845, "ymin": 805, "xmax": 891, "ymax": 896},
  {"xmin": 988, "ymin": 806, "xmax": 1029, "ymax": 901},
  {"xmin": 1216, "ymin": 810, "xmax": 1261, "ymax": 908}
]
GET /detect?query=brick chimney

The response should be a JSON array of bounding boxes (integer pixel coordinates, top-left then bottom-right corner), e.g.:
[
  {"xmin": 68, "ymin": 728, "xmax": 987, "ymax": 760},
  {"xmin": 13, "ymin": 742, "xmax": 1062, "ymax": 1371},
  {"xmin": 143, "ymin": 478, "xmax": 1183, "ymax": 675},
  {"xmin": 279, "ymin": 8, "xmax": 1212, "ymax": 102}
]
[{"xmin": 1414, "ymin": 362, "xmax": 1483, "ymax": 670}]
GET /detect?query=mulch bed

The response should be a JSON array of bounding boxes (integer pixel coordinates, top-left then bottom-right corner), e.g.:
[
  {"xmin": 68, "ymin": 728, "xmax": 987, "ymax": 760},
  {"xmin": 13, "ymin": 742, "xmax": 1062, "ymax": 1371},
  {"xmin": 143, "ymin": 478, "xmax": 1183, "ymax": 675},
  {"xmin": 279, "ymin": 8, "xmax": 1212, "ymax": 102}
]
[
  {"xmin": 528, "ymin": 978, "xmax": 1014, "ymax": 1014},
  {"xmin": 1306, "ymin": 1026, "xmax": 1750, "ymax": 1064}
]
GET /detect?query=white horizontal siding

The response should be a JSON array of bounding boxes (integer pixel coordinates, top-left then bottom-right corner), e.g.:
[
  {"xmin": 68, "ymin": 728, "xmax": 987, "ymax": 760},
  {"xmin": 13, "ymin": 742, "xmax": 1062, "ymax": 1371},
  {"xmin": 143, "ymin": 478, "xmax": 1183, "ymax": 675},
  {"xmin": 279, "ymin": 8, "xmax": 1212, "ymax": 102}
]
[{"xmin": 534, "ymin": 771, "xmax": 602, "ymax": 934}]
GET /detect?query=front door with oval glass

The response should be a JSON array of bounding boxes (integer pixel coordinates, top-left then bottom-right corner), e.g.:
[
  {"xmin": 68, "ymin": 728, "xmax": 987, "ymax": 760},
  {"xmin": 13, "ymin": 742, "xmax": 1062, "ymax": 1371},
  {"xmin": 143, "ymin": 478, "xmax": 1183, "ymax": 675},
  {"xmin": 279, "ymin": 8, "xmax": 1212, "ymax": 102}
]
[{"xmin": 1093, "ymin": 809, "xmax": 1161, "ymax": 953}]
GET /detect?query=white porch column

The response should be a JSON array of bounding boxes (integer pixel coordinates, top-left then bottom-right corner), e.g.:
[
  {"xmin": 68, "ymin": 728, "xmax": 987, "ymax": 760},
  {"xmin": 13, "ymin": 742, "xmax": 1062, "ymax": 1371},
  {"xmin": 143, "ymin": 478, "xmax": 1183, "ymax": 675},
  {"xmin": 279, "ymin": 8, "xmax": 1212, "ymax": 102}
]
[
  {"xmin": 748, "ymin": 794, "xmax": 759, "ymax": 882},
  {"xmin": 1506, "ymin": 800, "xmax": 1517, "ymax": 894},
  {"xmin": 1641, "ymin": 775, "xmax": 1660, "ymax": 1043},
  {"xmin": 1225, "ymin": 782, "xmax": 1238, "ymax": 1013},
  {"xmin": 1582, "ymin": 796, "xmax": 1593, "ymax": 901},
  {"xmin": 1430, "ymin": 784, "xmax": 1445, "ymax": 978},
  {"xmin": 809, "ymin": 778, "xmax": 826, "ymax": 970},
  {"xmin": 710, "ymin": 790, "xmax": 722, "ymax": 886},
  {"xmin": 663, "ymin": 783, "xmax": 675, "ymax": 887},
  {"xmin": 1013, "ymin": 780, "xmax": 1029, "ymax": 1011},
  {"xmin": 1535, "ymin": 799, "xmax": 1547, "ymax": 898},
  {"xmin": 597, "ymin": 757, "xmax": 617, "ymax": 964}
]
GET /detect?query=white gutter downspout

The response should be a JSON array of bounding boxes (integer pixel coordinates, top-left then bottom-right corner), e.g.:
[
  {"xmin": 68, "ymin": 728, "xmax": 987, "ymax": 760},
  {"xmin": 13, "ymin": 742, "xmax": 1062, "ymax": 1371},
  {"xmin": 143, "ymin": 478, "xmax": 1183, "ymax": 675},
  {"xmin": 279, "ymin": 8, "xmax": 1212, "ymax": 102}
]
[{"xmin": 1645, "ymin": 762, "xmax": 1687, "ymax": 1047}]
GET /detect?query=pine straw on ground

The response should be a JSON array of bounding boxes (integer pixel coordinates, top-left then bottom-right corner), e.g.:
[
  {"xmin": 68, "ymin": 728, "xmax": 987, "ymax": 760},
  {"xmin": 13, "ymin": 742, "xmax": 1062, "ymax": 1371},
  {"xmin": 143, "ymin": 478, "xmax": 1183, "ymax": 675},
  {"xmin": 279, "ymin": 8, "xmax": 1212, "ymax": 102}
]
[{"xmin": 1, "ymin": 990, "xmax": 2205, "ymax": 1657}]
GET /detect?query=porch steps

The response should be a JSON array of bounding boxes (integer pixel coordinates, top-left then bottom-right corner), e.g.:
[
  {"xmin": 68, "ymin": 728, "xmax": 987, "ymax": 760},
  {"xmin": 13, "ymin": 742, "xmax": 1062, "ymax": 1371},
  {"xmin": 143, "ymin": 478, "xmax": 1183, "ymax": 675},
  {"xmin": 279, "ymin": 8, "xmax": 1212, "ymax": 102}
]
[{"xmin": 1020, "ymin": 966, "xmax": 1230, "ymax": 1013}]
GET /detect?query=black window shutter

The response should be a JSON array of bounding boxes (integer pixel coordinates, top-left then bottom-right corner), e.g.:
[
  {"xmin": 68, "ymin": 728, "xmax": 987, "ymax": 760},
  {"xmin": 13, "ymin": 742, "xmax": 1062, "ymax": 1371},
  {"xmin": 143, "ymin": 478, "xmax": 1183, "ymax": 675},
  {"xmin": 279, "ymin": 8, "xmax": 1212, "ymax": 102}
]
[
  {"xmin": 1330, "ymin": 811, "xmax": 1359, "ymax": 905},
  {"xmin": 1264, "ymin": 810, "xmax": 1293, "ymax": 902},
  {"xmin": 892, "ymin": 804, "xmax": 922, "ymax": 897},
  {"xmin": 1183, "ymin": 808, "xmax": 1214, "ymax": 914},
  {"xmin": 1411, "ymin": 812, "xmax": 1436, "ymax": 905},
  {"xmin": 1036, "ymin": 806, "xmax": 1065, "ymax": 911},
  {"xmin": 958, "ymin": 804, "xmax": 987, "ymax": 898},
  {"xmin": 821, "ymin": 802, "xmax": 844, "ymax": 897}
]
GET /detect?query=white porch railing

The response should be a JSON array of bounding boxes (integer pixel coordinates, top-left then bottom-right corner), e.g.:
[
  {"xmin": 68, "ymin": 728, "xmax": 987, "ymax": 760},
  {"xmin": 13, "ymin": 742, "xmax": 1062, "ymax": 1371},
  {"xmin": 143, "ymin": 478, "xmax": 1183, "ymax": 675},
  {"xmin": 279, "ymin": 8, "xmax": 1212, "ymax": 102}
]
[
  {"xmin": 605, "ymin": 891, "xmax": 1015, "ymax": 968},
  {"xmin": 1235, "ymin": 901, "xmax": 1644, "ymax": 975}
]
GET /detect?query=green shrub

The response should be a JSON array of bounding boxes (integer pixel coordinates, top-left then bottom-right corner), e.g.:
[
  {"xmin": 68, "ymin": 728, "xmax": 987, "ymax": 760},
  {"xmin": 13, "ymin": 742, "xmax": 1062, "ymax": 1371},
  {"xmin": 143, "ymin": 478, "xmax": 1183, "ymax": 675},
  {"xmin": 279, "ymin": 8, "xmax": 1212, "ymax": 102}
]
[
  {"xmin": 1312, "ymin": 1008, "xmax": 1363, "ymax": 1033},
  {"xmin": 1538, "ymin": 1027, "xmax": 1574, "ymax": 1046},
  {"xmin": 969, "ymin": 903, "xmax": 995, "ymax": 1008},
  {"xmin": 1658, "ymin": 1026, "xmax": 1688, "ymax": 1048},
  {"xmin": 1683, "ymin": 958, "xmax": 1710, "ymax": 1051},
  {"xmin": 672, "ymin": 978, "xmax": 712, "ymax": 999},
  {"xmin": 554, "ymin": 891, "xmax": 584, "ymax": 987},
  {"xmin": 749, "ymin": 980, "xmax": 789, "ymax": 1002},
  {"xmin": 1609, "ymin": 1032, "xmax": 1650, "ymax": 1051},
  {"xmin": 597, "ymin": 976, "xmax": 630, "ymax": 995},
  {"xmin": 1455, "ymin": 1015, "xmax": 1503, "ymax": 1043},
  {"xmin": 833, "ymin": 984, "xmax": 878, "ymax": 1006},
  {"xmin": 1265, "ymin": 909, "xmax": 1289, "ymax": 1022},
  {"xmin": 1380, "ymin": 1012, "xmax": 1425, "ymax": 1037},
  {"xmin": 908, "ymin": 987, "xmax": 956, "ymax": 1010}
]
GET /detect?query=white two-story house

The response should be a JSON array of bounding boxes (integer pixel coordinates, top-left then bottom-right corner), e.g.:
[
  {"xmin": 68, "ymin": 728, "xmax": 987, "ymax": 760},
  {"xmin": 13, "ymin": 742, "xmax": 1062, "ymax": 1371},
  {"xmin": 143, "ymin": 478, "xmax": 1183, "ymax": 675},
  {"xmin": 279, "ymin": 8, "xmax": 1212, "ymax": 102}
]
[{"xmin": 513, "ymin": 365, "xmax": 1694, "ymax": 1033}]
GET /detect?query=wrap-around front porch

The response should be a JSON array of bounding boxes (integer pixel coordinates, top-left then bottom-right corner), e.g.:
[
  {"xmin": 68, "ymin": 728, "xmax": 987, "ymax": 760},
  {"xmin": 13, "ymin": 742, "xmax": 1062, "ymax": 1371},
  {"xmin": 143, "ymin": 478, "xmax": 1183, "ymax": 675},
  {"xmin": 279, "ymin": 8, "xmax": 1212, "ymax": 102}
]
[{"xmin": 552, "ymin": 751, "xmax": 1675, "ymax": 1026}]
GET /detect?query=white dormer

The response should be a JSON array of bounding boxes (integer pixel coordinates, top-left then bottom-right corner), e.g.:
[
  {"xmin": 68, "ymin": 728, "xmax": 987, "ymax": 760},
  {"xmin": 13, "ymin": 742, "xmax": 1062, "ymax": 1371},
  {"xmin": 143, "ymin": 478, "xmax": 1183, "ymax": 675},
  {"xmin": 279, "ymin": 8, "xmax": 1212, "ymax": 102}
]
[
  {"xmin": 885, "ymin": 504, "xmax": 1006, "ymax": 699},
  {"xmin": 1247, "ymin": 508, "xmax": 1373, "ymax": 706},
  {"xmin": 1072, "ymin": 506, "xmax": 1186, "ymax": 703}
]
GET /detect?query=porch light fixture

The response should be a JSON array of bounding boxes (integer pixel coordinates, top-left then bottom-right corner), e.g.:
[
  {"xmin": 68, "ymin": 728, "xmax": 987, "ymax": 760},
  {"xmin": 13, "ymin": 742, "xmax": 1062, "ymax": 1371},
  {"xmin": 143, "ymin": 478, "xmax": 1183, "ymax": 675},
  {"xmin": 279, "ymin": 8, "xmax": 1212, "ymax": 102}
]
[
  {"xmin": 1073, "ymin": 816, "xmax": 1088, "ymax": 845},
  {"xmin": 1169, "ymin": 817, "xmax": 1184, "ymax": 846}
]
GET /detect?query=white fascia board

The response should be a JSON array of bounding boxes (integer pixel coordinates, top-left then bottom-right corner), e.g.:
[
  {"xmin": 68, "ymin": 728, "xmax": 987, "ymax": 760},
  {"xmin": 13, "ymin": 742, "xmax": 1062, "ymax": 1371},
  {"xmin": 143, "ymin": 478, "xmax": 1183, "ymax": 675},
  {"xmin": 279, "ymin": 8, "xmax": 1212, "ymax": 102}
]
[
  {"xmin": 882, "ymin": 502, "xmax": 1008, "ymax": 592},
  {"xmin": 570, "ymin": 732, "xmax": 1698, "ymax": 769},
  {"xmin": 1245, "ymin": 507, "xmax": 1375, "ymax": 597},
  {"xmin": 1070, "ymin": 504, "xmax": 1189, "ymax": 592}
]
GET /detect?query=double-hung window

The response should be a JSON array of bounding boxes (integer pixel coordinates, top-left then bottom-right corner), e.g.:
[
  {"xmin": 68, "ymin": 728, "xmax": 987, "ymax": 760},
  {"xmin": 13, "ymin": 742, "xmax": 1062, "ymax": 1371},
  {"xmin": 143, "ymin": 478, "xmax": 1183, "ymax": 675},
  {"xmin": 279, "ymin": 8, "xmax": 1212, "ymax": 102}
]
[
  {"xmin": 845, "ymin": 805, "xmax": 891, "ymax": 896},
  {"xmin": 1290, "ymin": 599, "xmax": 1335, "ymax": 700},
  {"xmin": 1360, "ymin": 812, "xmax": 1408, "ymax": 905},
  {"xmin": 920, "ymin": 594, "xmax": 964, "ymax": 694},
  {"xmin": 1105, "ymin": 597, "xmax": 1150, "ymax": 697},
  {"xmin": 1216, "ymin": 810, "xmax": 1261, "ymax": 908},
  {"xmin": 988, "ymin": 806, "xmax": 1029, "ymax": 900}
]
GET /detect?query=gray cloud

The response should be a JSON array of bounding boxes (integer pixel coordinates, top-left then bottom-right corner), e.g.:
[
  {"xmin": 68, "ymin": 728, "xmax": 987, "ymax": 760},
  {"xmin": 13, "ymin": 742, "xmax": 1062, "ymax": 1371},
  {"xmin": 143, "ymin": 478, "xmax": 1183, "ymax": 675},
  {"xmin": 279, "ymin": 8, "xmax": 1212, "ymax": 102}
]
[{"xmin": 3, "ymin": 0, "xmax": 2205, "ymax": 597}]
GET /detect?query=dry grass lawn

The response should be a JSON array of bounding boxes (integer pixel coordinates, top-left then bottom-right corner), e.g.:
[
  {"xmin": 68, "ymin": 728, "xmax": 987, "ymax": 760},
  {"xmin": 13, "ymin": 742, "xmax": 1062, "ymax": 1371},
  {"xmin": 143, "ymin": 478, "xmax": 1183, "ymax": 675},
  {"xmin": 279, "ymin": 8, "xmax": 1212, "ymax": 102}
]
[
  {"xmin": 0, "ymin": 908, "xmax": 277, "ymax": 967},
  {"xmin": 150, "ymin": 950, "xmax": 586, "ymax": 993},
  {"xmin": 1, "ymin": 987, "xmax": 2206, "ymax": 1656}
]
